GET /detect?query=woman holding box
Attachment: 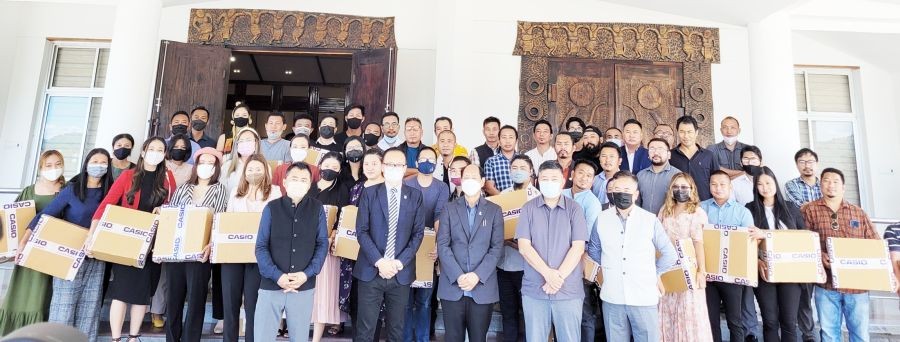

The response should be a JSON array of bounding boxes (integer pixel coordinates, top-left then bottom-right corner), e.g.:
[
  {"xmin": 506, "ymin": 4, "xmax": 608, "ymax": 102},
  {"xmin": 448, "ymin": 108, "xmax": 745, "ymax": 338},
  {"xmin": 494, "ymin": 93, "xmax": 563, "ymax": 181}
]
[
  {"xmin": 272, "ymin": 134, "xmax": 320, "ymax": 194},
  {"xmin": 0, "ymin": 150, "xmax": 65, "ymax": 334},
  {"xmin": 310, "ymin": 151, "xmax": 352, "ymax": 342},
  {"xmin": 90, "ymin": 137, "xmax": 176, "ymax": 342},
  {"xmin": 657, "ymin": 172, "xmax": 714, "ymax": 342},
  {"xmin": 164, "ymin": 147, "xmax": 228, "ymax": 342},
  {"xmin": 745, "ymin": 166, "xmax": 805, "ymax": 342},
  {"xmin": 220, "ymin": 153, "xmax": 281, "ymax": 342},
  {"xmin": 21, "ymin": 148, "xmax": 112, "ymax": 342}
]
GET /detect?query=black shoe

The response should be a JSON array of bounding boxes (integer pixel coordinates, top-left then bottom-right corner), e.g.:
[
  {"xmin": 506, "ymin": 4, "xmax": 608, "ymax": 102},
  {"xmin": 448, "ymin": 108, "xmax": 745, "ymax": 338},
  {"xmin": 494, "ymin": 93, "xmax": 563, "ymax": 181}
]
[{"xmin": 745, "ymin": 335, "xmax": 759, "ymax": 342}]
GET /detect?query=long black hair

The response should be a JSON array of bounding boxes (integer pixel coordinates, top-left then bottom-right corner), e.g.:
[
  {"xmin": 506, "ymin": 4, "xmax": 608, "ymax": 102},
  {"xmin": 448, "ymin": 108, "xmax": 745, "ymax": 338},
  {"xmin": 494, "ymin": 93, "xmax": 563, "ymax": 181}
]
[
  {"xmin": 126, "ymin": 137, "xmax": 170, "ymax": 206},
  {"xmin": 71, "ymin": 148, "xmax": 113, "ymax": 201},
  {"xmin": 747, "ymin": 166, "xmax": 800, "ymax": 229}
]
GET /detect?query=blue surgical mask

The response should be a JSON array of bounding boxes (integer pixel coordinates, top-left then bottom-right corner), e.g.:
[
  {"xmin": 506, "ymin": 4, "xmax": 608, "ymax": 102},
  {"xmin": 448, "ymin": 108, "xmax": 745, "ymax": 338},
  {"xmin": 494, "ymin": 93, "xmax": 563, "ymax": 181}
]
[
  {"xmin": 417, "ymin": 161, "xmax": 436, "ymax": 175},
  {"xmin": 510, "ymin": 170, "xmax": 530, "ymax": 184},
  {"xmin": 87, "ymin": 164, "xmax": 108, "ymax": 178},
  {"xmin": 382, "ymin": 135, "xmax": 398, "ymax": 145}
]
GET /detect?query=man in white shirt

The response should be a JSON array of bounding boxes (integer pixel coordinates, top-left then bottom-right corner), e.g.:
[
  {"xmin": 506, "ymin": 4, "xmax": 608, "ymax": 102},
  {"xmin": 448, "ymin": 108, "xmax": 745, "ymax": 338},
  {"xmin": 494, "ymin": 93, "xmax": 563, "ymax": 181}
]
[
  {"xmin": 524, "ymin": 119, "xmax": 557, "ymax": 170},
  {"xmin": 377, "ymin": 112, "xmax": 403, "ymax": 150},
  {"xmin": 587, "ymin": 170, "xmax": 677, "ymax": 342}
]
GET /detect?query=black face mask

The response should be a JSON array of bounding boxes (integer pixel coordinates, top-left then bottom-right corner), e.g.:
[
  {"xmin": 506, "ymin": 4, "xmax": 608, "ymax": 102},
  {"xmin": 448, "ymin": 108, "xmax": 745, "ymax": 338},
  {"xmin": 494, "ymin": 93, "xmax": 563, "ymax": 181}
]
[
  {"xmin": 346, "ymin": 149, "xmax": 364, "ymax": 163},
  {"xmin": 570, "ymin": 131, "xmax": 583, "ymax": 143},
  {"xmin": 673, "ymin": 189, "xmax": 691, "ymax": 203},
  {"xmin": 610, "ymin": 192, "xmax": 633, "ymax": 210},
  {"xmin": 171, "ymin": 124, "xmax": 188, "ymax": 136},
  {"xmin": 363, "ymin": 133, "xmax": 379, "ymax": 146},
  {"xmin": 191, "ymin": 119, "xmax": 207, "ymax": 131},
  {"xmin": 113, "ymin": 147, "xmax": 132, "ymax": 160},
  {"xmin": 743, "ymin": 164, "xmax": 762, "ymax": 176},
  {"xmin": 170, "ymin": 148, "xmax": 188, "ymax": 162},
  {"xmin": 233, "ymin": 117, "xmax": 249, "ymax": 128},
  {"xmin": 320, "ymin": 169, "xmax": 339, "ymax": 181},
  {"xmin": 346, "ymin": 118, "xmax": 363, "ymax": 130},
  {"xmin": 319, "ymin": 126, "xmax": 335, "ymax": 139}
]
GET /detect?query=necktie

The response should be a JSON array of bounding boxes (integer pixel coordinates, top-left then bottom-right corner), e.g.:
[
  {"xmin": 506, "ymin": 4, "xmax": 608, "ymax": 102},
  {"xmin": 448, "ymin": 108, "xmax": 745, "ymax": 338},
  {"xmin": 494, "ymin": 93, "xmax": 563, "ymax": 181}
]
[{"xmin": 385, "ymin": 187, "xmax": 399, "ymax": 259}]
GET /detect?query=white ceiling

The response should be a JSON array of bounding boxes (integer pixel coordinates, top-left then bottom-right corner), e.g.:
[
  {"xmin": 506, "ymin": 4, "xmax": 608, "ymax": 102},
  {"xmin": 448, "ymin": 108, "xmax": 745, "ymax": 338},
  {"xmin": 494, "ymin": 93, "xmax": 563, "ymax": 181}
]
[{"xmin": 594, "ymin": 0, "xmax": 808, "ymax": 25}]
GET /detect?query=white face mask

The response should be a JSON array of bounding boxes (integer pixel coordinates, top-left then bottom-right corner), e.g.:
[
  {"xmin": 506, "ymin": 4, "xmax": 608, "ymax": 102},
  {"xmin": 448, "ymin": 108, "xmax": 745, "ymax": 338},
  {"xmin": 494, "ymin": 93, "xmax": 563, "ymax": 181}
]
[
  {"xmin": 461, "ymin": 179, "xmax": 482, "ymax": 197},
  {"xmin": 538, "ymin": 180, "xmax": 562, "ymax": 198},
  {"xmin": 606, "ymin": 138, "xmax": 622, "ymax": 147},
  {"xmin": 384, "ymin": 166, "xmax": 404, "ymax": 183},
  {"xmin": 285, "ymin": 180, "xmax": 310, "ymax": 198},
  {"xmin": 40, "ymin": 168, "xmax": 63, "ymax": 182},
  {"xmin": 723, "ymin": 136, "xmax": 738, "ymax": 145},
  {"xmin": 196, "ymin": 164, "xmax": 215, "ymax": 180},
  {"xmin": 266, "ymin": 130, "xmax": 283, "ymax": 141},
  {"xmin": 290, "ymin": 148, "xmax": 308, "ymax": 162},
  {"xmin": 143, "ymin": 151, "xmax": 165, "ymax": 166}
]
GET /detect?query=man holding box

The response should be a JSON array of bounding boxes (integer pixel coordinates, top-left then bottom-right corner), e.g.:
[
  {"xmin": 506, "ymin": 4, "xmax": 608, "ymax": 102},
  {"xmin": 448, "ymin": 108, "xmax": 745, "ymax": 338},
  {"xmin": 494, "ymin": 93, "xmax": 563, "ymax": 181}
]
[
  {"xmin": 436, "ymin": 164, "xmax": 504, "ymax": 342},
  {"xmin": 801, "ymin": 168, "xmax": 879, "ymax": 342},
  {"xmin": 587, "ymin": 170, "xmax": 677, "ymax": 342},
  {"xmin": 700, "ymin": 170, "xmax": 757, "ymax": 342}
]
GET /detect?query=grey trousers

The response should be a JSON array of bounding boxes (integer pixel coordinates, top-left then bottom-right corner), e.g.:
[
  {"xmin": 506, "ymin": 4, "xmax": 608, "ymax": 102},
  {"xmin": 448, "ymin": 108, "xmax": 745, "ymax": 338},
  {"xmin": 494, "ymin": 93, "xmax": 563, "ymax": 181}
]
[
  {"xmin": 254, "ymin": 288, "xmax": 315, "ymax": 342},
  {"xmin": 522, "ymin": 296, "xmax": 582, "ymax": 342},
  {"xmin": 149, "ymin": 264, "xmax": 167, "ymax": 315},
  {"xmin": 49, "ymin": 258, "xmax": 105, "ymax": 342},
  {"xmin": 601, "ymin": 301, "xmax": 659, "ymax": 342}
]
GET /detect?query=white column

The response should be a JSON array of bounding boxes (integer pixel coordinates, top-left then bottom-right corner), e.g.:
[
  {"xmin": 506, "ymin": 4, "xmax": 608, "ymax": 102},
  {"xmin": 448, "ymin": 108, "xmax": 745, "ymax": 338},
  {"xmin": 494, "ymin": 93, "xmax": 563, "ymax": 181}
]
[
  {"xmin": 748, "ymin": 12, "xmax": 801, "ymax": 180},
  {"xmin": 94, "ymin": 0, "xmax": 162, "ymax": 152}
]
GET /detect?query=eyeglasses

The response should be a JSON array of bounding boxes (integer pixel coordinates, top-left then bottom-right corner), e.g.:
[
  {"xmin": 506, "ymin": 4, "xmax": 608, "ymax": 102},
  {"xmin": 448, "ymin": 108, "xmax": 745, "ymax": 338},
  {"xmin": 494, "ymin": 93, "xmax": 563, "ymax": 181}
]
[
  {"xmin": 797, "ymin": 160, "xmax": 817, "ymax": 166},
  {"xmin": 830, "ymin": 212, "xmax": 839, "ymax": 230}
]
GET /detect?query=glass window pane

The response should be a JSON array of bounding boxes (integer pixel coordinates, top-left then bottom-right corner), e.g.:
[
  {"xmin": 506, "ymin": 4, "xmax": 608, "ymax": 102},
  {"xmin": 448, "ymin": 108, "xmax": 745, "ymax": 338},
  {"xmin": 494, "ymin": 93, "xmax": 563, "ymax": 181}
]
[
  {"xmin": 798, "ymin": 120, "xmax": 810, "ymax": 149},
  {"xmin": 811, "ymin": 120, "xmax": 860, "ymax": 205},
  {"xmin": 82, "ymin": 97, "xmax": 104, "ymax": 159},
  {"xmin": 51, "ymin": 47, "xmax": 96, "ymax": 88},
  {"xmin": 808, "ymin": 74, "xmax": 852, "ymax": 113},
  {"xmin": 794, "ymin": 73, "xmax": 807, "ymax": 112},
  {"xmin": 93, "ymin": 48, "xmax": 110, "ymax": 88},
  {"xmin": 41, "ymin": 96, "xmax": 91, "ymax": 179}
]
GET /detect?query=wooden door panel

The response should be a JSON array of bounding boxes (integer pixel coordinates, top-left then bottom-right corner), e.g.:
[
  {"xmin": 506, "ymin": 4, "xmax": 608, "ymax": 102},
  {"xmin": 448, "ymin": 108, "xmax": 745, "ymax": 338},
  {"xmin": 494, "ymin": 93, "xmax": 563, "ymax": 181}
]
[
  {"xmin": 349, "ymin": 48, "xmax": 396, "ymax": 124},
  {"xmin": 151, "ymin": 40, "xmax": 231, "ymax": 138},
  {"xmin": 548, "ymin": 59, "xmax": 614, "ymax": 132},
  {"xmin": 614, "ymin": 63, "xmax": 684, "ymax": 144}
]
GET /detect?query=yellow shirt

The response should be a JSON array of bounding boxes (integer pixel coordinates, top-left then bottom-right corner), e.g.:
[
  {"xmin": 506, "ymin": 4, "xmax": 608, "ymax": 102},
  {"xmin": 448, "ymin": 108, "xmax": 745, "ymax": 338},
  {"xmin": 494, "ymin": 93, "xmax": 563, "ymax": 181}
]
[{"xmin": 432, "ymin": 143, "xmax": 468, "ymax": 158}]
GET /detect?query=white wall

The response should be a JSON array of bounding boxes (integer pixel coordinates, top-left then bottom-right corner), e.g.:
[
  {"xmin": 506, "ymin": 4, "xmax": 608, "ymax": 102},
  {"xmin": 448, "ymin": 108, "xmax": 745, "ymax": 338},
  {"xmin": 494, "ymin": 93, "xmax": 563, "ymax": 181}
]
[
  {"xmin": 0, "ymin": 2, "xmax": 114, "ymax": 193},
  {"xmin": 792, "ymin": 31, "xmax": 900, "ymax": 218}
]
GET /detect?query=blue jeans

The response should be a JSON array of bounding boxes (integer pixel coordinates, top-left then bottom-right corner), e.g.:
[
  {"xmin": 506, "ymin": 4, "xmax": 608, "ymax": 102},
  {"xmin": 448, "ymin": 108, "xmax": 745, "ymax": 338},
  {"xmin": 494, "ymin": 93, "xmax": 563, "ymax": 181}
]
[
  {"xmin": 601, "ymin": 301, "xmax": 659, "ymax": 342},
  {"xmin": 403, "ymin": 287, "xmax": 434, "ymax": 342},
  {"xmin": 814, "ymin": 286, "xmax": 870, "ymax": 342},
  {"xmin": 742, "ymin": 285, "xmax": 760, "ymax": 337},
  {"xmin": 522, "ymin": 296, "xmax": 582, "ymax": 342}
]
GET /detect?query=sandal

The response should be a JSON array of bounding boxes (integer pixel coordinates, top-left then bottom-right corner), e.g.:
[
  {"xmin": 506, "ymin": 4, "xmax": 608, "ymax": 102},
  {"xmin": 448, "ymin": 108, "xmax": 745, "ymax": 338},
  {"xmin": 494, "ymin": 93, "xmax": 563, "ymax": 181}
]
[
  {"xmin": 126, "ymin": 334, "xmax": 141, "ymax": 342},
  {"xmin": 327, "ymin": 324, "xmax": 343, "ymax": 336},
  {"xmin": 111, "ymin": 338, "xmax": 122, "ymax": 342}
]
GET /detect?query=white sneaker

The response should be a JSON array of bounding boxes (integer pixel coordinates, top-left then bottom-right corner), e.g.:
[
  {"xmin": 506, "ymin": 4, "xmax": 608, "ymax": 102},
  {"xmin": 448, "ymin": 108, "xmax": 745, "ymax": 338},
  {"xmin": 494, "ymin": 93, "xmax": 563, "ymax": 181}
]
[{"xmin": 213, "ymin": 320, "xmax": 224, "ymax": 334}]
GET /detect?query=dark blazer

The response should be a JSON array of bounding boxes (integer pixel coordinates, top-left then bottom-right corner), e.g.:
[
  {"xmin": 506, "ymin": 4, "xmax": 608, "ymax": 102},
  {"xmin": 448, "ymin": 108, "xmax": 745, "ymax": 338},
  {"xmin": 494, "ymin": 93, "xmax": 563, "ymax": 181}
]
[
  {"xmin": 619, "ymin": 145, "xmax": 652, "ymax": 173},
  {"xmin": 436, "ymin": 196, "xmax": 504, "ymax": 304},
  {"xmin": 353, "ymin": 183, "xmax": 426, "ymax": 285}
]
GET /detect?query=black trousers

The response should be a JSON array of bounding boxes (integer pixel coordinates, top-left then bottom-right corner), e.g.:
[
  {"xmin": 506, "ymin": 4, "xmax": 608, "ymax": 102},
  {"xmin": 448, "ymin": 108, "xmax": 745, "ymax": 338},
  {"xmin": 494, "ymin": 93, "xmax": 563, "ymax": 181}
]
[
  {"xmin": 165, "ymin": 262, "xmax": 211, "ymax": 342},
  {"xmin": 441, "ymin": 297, "xmax": 493, "ymax": 342},
  {"xmin": 797, "ymin": 283, "xmax": 815, "ymax": 341},
  {"xmin": 220, "ymin": 263, "xmax": 260, "ymax": 342},
  {"xmin": 754, "ymin": 280, "xmax": 801, "ymax": 342},
  {"xmin": 211, "ymin": 264, "xmax": 223, "ymax": 320},
  {"xmin": 706, "ymin": 282, "xmax": 745, "ymax": 342},
  {"xmin": 497, "ymin": 269, "xmax": 524, "ymax": 342},
  {"xmin": 582, "ymin": 281, "xmax": 605, "ymax": 342},
  {"xmin": 355, "ymin": 277, "xmax": 411, "ymax": 342}
]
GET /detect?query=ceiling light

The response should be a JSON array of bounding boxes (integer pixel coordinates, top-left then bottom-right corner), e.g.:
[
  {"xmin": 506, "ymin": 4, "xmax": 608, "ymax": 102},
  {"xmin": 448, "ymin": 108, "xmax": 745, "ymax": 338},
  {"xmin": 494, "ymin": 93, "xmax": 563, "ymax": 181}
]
[
  {"xmin": 233, "ymin": 69, "xmax": 240, "ymax": 73},
  {"xmin": 284, "ymin": 70, "xmax": 293, "ymax": 75},
  {"xmin": 229, "ymin": 56, "xmax": 236, "ymax": 62}
]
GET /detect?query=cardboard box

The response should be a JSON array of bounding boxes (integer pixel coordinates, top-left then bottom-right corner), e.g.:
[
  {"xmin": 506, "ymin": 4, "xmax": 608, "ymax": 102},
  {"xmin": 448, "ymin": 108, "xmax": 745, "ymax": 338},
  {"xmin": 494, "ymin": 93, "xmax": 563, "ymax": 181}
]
[
  {"xmin": 153, "ymin": 206, "xmax": 213, "ymax": 262},
  {"xmin": 211, "ymin": 212, "xmax": 262, "ymax": 264},
  {"xmin": 304, "ymin": 147, "xmax": 323, "ymax": 166},
  {"xmin": 826, "ymin": 237, "xmax": 898, "ymax": 292},
  {"xmin": 17, "ymin": 215, "xmax": 89, "ymax": 280},
  {"xmin": 0, "ymin": 200, "xmax": 36, "ymax": 259},
  {"xmin": 760, "ymin": 230, "xmax": 826, "ymax": 284},
  {"xmin": 87, "ymin": 205, "xmax": 158, "ymax": 268},
  {"xmin": 582, "ymin": 254, "xmax": 603, "ymax": 286},
  {"xmin": 660, "ymin": 239, "xmax": 700, "ymax": 294},
  {"xmin": 411, "ymin": 227, "xmax": 437, "ymax": 288},
  {"xmin": 333, "ymin": 205, "xmax": 359, "ymax": 260},
  {"xmin": 702, "ymin": 224, "xmax": 758, "ymax": 287},
  {"xmin": 323, "ymin": 205, "xmax": 338, "ymax": 236},
  {"xmin": 486, "ymin": 189, "xmax": 528, "ymax": 239}
]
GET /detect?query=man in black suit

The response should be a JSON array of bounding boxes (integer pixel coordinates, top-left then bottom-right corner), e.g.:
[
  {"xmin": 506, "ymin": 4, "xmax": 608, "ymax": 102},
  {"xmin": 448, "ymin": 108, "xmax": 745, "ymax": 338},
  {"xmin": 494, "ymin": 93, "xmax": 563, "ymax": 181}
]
[{"xmin": 353, "ymin": 147, "xmax": 427, "ymax": 342}]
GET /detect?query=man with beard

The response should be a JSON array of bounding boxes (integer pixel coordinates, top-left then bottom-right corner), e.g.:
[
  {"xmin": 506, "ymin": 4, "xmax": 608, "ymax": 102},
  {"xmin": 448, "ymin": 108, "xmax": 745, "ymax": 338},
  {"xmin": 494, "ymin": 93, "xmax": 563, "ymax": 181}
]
[
  {"xmin": 636, "ymin": 138, "xmax": 678, "ymax": 215},
  {"xmin": 591, "ymin": 142, "xmax": 622, "ymax": 206},
  {"xmin": 576, "ymin": 126, "xmax": 602, "ymax": 161},
  {"xmin": 378, "ymin": 112, "xmax": 403, "ymax": 150},
  {"xmin": 524, "ymin": 119, "xmax": 557, "ymax": 169},
  {"xmin": 554, "ymin": 132, "xmax": 575, "ymax": 189},
  {"xmin": 334, "ymin": 104, "xmax": 366, "ymax": 147}
]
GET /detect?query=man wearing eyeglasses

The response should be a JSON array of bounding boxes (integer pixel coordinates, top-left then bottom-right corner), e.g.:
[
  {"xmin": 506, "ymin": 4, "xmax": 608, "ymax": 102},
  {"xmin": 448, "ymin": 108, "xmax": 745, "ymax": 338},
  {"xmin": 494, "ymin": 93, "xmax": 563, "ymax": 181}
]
[
  {"xmin": 783, "ymin": 148, "xmax": 823, "ymax": 342},
  {"xmin": 636, "ymin": 138, "xmax": 678, "ymax": 215},
  {"xmin": 378, "ymin": 112, "xmax": 403, "ymax": 151},
  {"xmin": 801, "ymin": 168, "xmax": 879, "ymax": 342}
]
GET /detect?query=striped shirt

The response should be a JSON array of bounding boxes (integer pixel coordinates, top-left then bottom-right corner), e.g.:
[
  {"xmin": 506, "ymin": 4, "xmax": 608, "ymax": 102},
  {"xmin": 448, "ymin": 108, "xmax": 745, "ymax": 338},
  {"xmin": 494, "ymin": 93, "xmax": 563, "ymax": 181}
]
[
  {"xmin": 784, "ymin": 177, "xmax": 822, "ymax": 207},
  {"xmin": 169, "ymin": 182, "xmax": 229, "ymax": 214},
  {"xmin": 801, "ymin": 198, "xmax": 878, "ymax": 294},
  {"xmin": 884, "ymin": 224, "xmax": 900, "ymax": 253}
]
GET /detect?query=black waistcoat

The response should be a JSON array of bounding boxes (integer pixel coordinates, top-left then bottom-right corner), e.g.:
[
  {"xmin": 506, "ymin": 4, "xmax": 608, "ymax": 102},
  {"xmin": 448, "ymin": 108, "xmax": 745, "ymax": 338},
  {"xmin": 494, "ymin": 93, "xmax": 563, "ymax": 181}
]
[{"xmin": 260, "ymin": 195, "xmax": 322, "ymax": 291}]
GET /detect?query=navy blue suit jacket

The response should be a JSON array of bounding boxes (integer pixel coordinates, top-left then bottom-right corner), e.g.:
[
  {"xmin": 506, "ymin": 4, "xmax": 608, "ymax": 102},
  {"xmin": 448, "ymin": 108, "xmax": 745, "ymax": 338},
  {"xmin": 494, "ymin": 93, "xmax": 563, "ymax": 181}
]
[
  {"xmin": 352, "ymin": 183, "xmax": 426, "ymax": 285},
  {"xmin": 619, "ymin": 145, "xmax": 652, "ymax": 173}
]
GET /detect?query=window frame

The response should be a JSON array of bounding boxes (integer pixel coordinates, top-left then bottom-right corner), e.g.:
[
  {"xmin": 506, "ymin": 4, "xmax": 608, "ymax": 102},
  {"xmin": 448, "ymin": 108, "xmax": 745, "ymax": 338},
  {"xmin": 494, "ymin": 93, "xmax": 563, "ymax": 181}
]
[{"xmin": 795, "ymin": 66, "xmax": 872, "ymax": 211}]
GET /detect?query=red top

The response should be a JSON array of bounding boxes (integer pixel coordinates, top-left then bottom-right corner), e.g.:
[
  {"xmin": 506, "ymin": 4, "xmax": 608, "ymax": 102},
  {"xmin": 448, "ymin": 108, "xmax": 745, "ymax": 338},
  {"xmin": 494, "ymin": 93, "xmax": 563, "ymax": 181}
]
[
  {"xmin": 92, "ymin": 168, "xmax": 177, "ymax": 220},
  {"xmin": 271, "ymin": 163, "xmax": 320, "ymax": 195}
]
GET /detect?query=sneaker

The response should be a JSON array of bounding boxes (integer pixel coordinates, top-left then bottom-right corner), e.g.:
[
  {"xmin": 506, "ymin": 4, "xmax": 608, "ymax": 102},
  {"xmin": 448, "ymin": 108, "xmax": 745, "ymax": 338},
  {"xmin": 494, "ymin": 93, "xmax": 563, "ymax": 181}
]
[
  {"xmin": 213, "ymin": 320, "xmax": 224, "ymax": 334},
  {"xmin": 151, "ymin": 314, "xmax": 164, "ymax": 329}
]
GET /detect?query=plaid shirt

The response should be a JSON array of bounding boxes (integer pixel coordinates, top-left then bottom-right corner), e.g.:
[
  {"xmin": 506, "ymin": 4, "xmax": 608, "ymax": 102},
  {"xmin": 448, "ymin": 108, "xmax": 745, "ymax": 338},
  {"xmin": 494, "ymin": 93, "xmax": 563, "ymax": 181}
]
[
  {"xmin": 801, "ymin": 198, "xmax": 878, "ymax": 294},
  {"xmin": 785, "ymin": 177, "xmax": 822, "ymax": 207},
  {"xmin": 484, "ymin": 152, "xmax": 516, "ymax": 192}
]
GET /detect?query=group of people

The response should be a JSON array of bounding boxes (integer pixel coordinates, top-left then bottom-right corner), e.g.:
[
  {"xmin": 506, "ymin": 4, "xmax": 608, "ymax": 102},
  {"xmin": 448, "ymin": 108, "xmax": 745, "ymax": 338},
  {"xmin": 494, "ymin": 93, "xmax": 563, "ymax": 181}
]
[{"xmin": 0, "ymin": 103, "xmax": 897, "ymax": 342}]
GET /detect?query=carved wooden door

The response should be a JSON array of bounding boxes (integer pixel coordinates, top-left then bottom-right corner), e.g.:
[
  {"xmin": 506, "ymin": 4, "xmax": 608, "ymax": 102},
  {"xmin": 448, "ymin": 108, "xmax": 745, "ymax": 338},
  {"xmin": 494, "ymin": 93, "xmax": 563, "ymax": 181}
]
[
  {"xmin": 547, "ymin": 59, "xmax": 615, "ymax": 132},
  {"xmin": 349, "ymin": 48, "xmax": 396, "ymax": 124},
  {"xmin": 150, "ymin": 40, "xmax": 231, "ymax": 138},
  {"xmin": 614, "ymin": 62, "xmax": 684, "ymax": 144}
]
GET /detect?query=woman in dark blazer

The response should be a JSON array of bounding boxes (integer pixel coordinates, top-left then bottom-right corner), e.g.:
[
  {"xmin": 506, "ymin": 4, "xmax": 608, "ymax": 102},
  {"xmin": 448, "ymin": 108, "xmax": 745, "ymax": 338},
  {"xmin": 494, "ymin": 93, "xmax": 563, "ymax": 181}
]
[{"xmin": 745, "ymin": 166, "xmax": 806, "ymax": 342}]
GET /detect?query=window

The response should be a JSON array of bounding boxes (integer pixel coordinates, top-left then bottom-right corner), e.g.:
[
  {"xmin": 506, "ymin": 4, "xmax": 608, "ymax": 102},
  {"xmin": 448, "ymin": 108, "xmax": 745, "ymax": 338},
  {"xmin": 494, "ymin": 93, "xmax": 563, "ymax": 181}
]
[
  {"xmin": 34, "ymin": 42, "xmax": 109, "ymax": 180},
  {"xmin": 794, "ymin": 67, "xmax": 866, "ymax": 207}
]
